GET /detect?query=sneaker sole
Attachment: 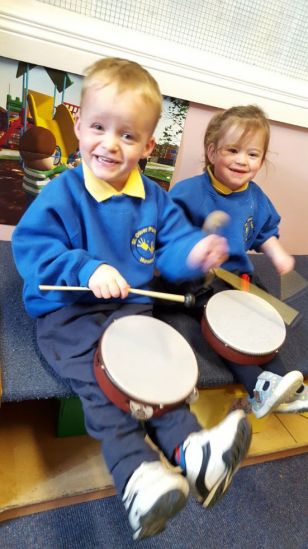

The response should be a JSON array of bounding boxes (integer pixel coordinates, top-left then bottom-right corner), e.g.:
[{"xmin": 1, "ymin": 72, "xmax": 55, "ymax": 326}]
[
  {"xmin": 203, "ymin": 415, "xmax": 252, "ymax": 508},
  {"xmin": 275, "ymin": 402, "xmax": 308, "ymax": 414},
  {"xmin": 253, "ymin": 371, "xmax": 304, "ymax": 419},
  {"xmin": 135, "ymin": 489, "xmax": 188, "ymax": 540}
]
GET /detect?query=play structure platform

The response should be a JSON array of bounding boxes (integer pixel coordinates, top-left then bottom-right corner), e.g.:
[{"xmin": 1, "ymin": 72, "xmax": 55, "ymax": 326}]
[{"xmin": 27, "ymin": 90, "xmax": 78, "ymax": 163}]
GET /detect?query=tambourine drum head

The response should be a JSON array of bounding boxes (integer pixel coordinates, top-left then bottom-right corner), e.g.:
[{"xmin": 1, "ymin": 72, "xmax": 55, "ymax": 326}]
[
  {"xmin": 203, "ymin": 290, "xmax": 286, "ymax": 362},
  {"xmin": 98, "ymin": 315, "xmax": 198, "ymax": 405}
]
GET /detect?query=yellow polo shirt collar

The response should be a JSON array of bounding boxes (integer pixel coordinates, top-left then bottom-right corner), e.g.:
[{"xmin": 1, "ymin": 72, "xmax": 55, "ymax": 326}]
[
  {"xmin": 83, "ymin": 161, "xmax": 145, "ymax": 201},
  {"xmin": 207, "ymin": 166, "xmax": 248, "ymax": 194}
]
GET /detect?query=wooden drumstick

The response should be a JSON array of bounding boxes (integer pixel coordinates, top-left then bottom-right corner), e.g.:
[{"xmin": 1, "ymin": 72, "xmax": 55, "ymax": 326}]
[
  {"xmin": 212, "ymin": 268, "xmax": 299, "ymax": 326},
  {"xmin": 203, "ymin": 210, "xmax": 230, "ymax": 234},
  {"xmin": 203, "ymin": 210, "xmax": 230, "ymax": 286},
  {"xmin": 38, "ymin": 285, "xmax": 195, "ymax": 307}
]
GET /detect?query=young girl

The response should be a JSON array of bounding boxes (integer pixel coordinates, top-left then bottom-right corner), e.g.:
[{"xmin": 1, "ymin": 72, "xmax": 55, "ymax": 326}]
[{"xmin": 169, "ymin": 105, "xmax": 308, "ymax": 418}]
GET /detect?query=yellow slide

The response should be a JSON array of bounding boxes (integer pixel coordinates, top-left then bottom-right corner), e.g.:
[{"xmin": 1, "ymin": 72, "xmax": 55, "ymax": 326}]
[{"xmin": 27, "ymin": 90, "xmax": 78, "ymax": 163}]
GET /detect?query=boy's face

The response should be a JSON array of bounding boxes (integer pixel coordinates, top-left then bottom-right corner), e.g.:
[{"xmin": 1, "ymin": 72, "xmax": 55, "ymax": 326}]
[
  {"xmin": 207, "ymin": 126, "xmax": 265, "ymax": 190},
  {"xmin": 74, "ymin": 83, "xmax": 157, "ymax": 190}
]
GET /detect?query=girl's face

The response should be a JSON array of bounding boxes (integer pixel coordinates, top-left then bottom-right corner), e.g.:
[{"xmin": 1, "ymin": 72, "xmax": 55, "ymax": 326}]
[
  {"xmin": 74, "ymin": 83, "xmax": 156, "ymax": 191},
  {"xmin": 207, "ymin": 125, "xmax": 266, "ymax": 190}
]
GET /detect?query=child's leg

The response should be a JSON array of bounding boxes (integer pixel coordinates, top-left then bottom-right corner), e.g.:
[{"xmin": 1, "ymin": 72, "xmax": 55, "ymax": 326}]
[
  {"xmin": 226, "ymin": 357, "xmax": 303, "ymax": 418},
  {"xmin": 70, "ymin": 376, "xmax": 160, "ymax": 490},
  {"xmin": 72, "ymin": 375, "xmax": 190, "ymax": 540},
  {"xmin": 146, "ymin": 405, "xmax": 252, "ymax": 509},
  {"xmin": 274, "ymin": 383, "xmax": 308, "ymax": 414},
  {"xmin": 226, "ymin": 362, "xmax": 263, "ymax": 397},
  {"xmin": 37, "ymin": 302, "xmax": 162, "ymax": 492},
  {"xmin": 225, "ymin": 355, "xmax": 297, "ymax": 398},
  {"xmin": 37, "ymin": 303, "xmax": 189, "ymax": 540},
  {"xmin": 267, "ymin": 357, "xmax": 308, "ymax": 414}
]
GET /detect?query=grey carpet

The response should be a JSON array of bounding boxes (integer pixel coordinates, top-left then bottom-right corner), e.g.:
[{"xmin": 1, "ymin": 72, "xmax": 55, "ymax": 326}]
[{"xmin": 1, "ymin": 454, "xmax": 307, "ymax": 549}]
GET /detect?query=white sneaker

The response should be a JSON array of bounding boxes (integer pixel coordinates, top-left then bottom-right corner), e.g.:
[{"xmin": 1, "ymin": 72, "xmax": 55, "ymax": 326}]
[
  {"xmin": 275, "ymin": 383, "xmax": 308, "ymax": 414},
  {"xmin": 250, "ymin": 370, "xmax": 304, "ymax": 418},
  {"xmin": 182, "ymin": 410, "xmax": 252, "ymax": 508},
  {"xmin": 122, "ymin": 461, "xmax": 189, "ymax": 540}
]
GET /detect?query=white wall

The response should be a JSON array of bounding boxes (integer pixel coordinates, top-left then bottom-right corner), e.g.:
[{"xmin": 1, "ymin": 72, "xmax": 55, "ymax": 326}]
[{"xmin": 1, "ymin": 0, "xmax": 307, "ymax": 127}]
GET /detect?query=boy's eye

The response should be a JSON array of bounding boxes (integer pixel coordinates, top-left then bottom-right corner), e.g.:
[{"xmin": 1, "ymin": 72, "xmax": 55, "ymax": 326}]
[
  {"xmin": 228, "ymin": 148, "xmax": 238, "ymax": 154},
  {"xmin": 92, "ymin": 123, "xmax": 104, "ymax": 131},
  {"xmin": 122, "ymin": 133, "xmax": 134, "ymax": 141}
]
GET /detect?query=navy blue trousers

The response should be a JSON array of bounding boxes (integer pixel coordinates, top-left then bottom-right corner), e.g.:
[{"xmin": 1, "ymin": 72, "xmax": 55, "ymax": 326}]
[
  {"xmin": 37, "ymin": 302, "xmax": 201, "ymax": 494},
  {"xmin": 225, "ymin": 356, "xmax": 287, "ymax": 397}
]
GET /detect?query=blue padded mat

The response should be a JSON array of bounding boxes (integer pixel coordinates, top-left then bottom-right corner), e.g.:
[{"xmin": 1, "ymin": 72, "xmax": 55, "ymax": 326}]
[
  {"xmin": 1, "ymin": 240, "xmax": 307, "ymax": 402},
  {"xmin": 0, "ymin": 241, "xmax": 73, "ymax": 402}
]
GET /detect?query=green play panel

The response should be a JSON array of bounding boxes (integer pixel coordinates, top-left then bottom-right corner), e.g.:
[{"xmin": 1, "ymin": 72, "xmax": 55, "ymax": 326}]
[{"xmin": 57, "ymin": 396, "xmax": 87, "ymax": 437}]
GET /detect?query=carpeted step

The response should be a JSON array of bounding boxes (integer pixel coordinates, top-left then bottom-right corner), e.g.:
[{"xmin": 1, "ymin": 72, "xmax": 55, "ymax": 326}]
[
  {"xmin": 1, "ymin": 241, "xmax": 307, "ymax": 403},
  {"xmin": 0, "ymin": 241, "xmax": 72, "ymax": 402}
]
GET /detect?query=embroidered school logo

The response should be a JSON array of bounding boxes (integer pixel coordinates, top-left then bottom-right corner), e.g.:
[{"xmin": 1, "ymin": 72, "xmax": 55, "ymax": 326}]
[
  {"xmin": 131, "ymin": 226, "xmax": 156, "ymax": 264},
  {"xmin": 243, "ymin": 216, "xmax": 254, "ymax": 242}
]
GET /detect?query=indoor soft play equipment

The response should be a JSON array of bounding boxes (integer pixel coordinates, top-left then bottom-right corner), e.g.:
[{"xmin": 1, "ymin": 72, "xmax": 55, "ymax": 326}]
[{"xmin": 27, "ymin": 90, "xmax": 78, "ymax": 164}]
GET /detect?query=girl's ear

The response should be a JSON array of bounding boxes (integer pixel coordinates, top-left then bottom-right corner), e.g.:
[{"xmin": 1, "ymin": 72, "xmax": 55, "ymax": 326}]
[{"xmin": 207, "ymin": 143, "xmax": 216, "ymax": 164}]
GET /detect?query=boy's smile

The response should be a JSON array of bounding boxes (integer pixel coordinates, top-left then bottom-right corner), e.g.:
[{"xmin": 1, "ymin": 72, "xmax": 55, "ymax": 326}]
[
  {"xmin": 74, "ymin": 83, "xmax": 156, "ymax": 191},
  {"xmin": 208, "ymin": 126, "xmax": 265, "ymax": 191}
]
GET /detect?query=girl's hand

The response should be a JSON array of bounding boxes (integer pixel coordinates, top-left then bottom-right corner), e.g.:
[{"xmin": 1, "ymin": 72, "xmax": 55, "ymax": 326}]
[
  {"xmin": 88, "ymin": 264, "xmax": 130, "ymax": 299},
  {"xmin": 260, "ymin": 236, "xmax": 295, "ymax": 275},
  {"xmin": 271, "ymin": 250, "xmax": 295, "ymax": 275}
]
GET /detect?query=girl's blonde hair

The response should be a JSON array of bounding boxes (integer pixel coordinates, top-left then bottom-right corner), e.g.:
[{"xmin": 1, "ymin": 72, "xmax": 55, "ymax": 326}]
[
  {"xmin": 204, "ymin": 105, "xmax": 270, "ymax": 170},
  {"xmin": 81, "ymin": 57, "xmax": 162, "ymax": 129}
]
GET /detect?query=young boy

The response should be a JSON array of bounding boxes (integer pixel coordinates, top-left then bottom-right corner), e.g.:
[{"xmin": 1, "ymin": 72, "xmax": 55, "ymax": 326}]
[{"xmin": 12, "ymin": 58, "xmax": 251, "ymax": 540}]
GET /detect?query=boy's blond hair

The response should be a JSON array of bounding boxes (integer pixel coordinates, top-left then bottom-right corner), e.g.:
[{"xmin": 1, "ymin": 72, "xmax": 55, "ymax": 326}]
[
  {"xmin": 204, "ymin": 105, "xmax": 270, "ymax": 169},
  {"xmin": 81, "ymin": 57, "xmax": 162, "ymax": 129}
]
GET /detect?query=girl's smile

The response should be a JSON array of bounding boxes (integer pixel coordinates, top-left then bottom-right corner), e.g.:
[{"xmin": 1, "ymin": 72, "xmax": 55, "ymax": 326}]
[{"xmin": 208, "ymin": 125, "xmax": 266, "ymax": 191}]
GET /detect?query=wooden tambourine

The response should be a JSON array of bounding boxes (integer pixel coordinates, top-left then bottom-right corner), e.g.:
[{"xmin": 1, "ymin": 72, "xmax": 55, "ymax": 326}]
[
  {"xmin": 94, "ymin": 315, "xmax": 199, "ymax": 420},
  {"xmin": 201, "ymin": 290, "xmax": 286, "ymax": 365}
]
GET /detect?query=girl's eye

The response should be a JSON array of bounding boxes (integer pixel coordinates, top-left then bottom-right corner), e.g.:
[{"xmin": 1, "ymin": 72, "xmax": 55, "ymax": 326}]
[
  {"xmin": 228, "ymin": 148, "xmax": 238, "ymax": 154},
  {"xmin": 249, "ymin": 152, "xmax": 260, "ymax": 158},
  {"xmin": 93, "ymin": 123, "xmax": 104, "ymax": 131},
  {"xmin": 122, "ymin": 133, "xmax": 133, "ymax": 141}
]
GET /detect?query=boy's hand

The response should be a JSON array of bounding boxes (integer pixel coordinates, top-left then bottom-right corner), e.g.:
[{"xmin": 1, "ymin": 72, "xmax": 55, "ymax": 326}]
[
  {"xmin": 88, "ymin": 264, "xmax": 130, "ymax": 299},
  {"xmin": 187, "ymin": 235, "xmax": 229, "ymax": 272}
]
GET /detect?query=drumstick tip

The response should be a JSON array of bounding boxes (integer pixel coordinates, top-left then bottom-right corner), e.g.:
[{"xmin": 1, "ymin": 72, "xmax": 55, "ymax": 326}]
[
  {"xmin": 184, "ymin": 293, "xmax": 195, "ymax": 307},
  {"xmin": 203, "ymin": 211, "xmax": 230, "ymax": 233}
]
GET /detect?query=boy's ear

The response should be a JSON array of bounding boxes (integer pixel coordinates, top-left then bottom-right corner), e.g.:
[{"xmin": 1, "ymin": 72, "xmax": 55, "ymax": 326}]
[
  {"xmin": 74, "ymin": 113, "xmax": 81, "ymax": 140},
  {"xmin": 142, "ymin": 136, "xmax": 156, "ymax": 158},
  {"xmin": 207, "ymin": 143, "xmax": 216, "ymax": 164}
]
